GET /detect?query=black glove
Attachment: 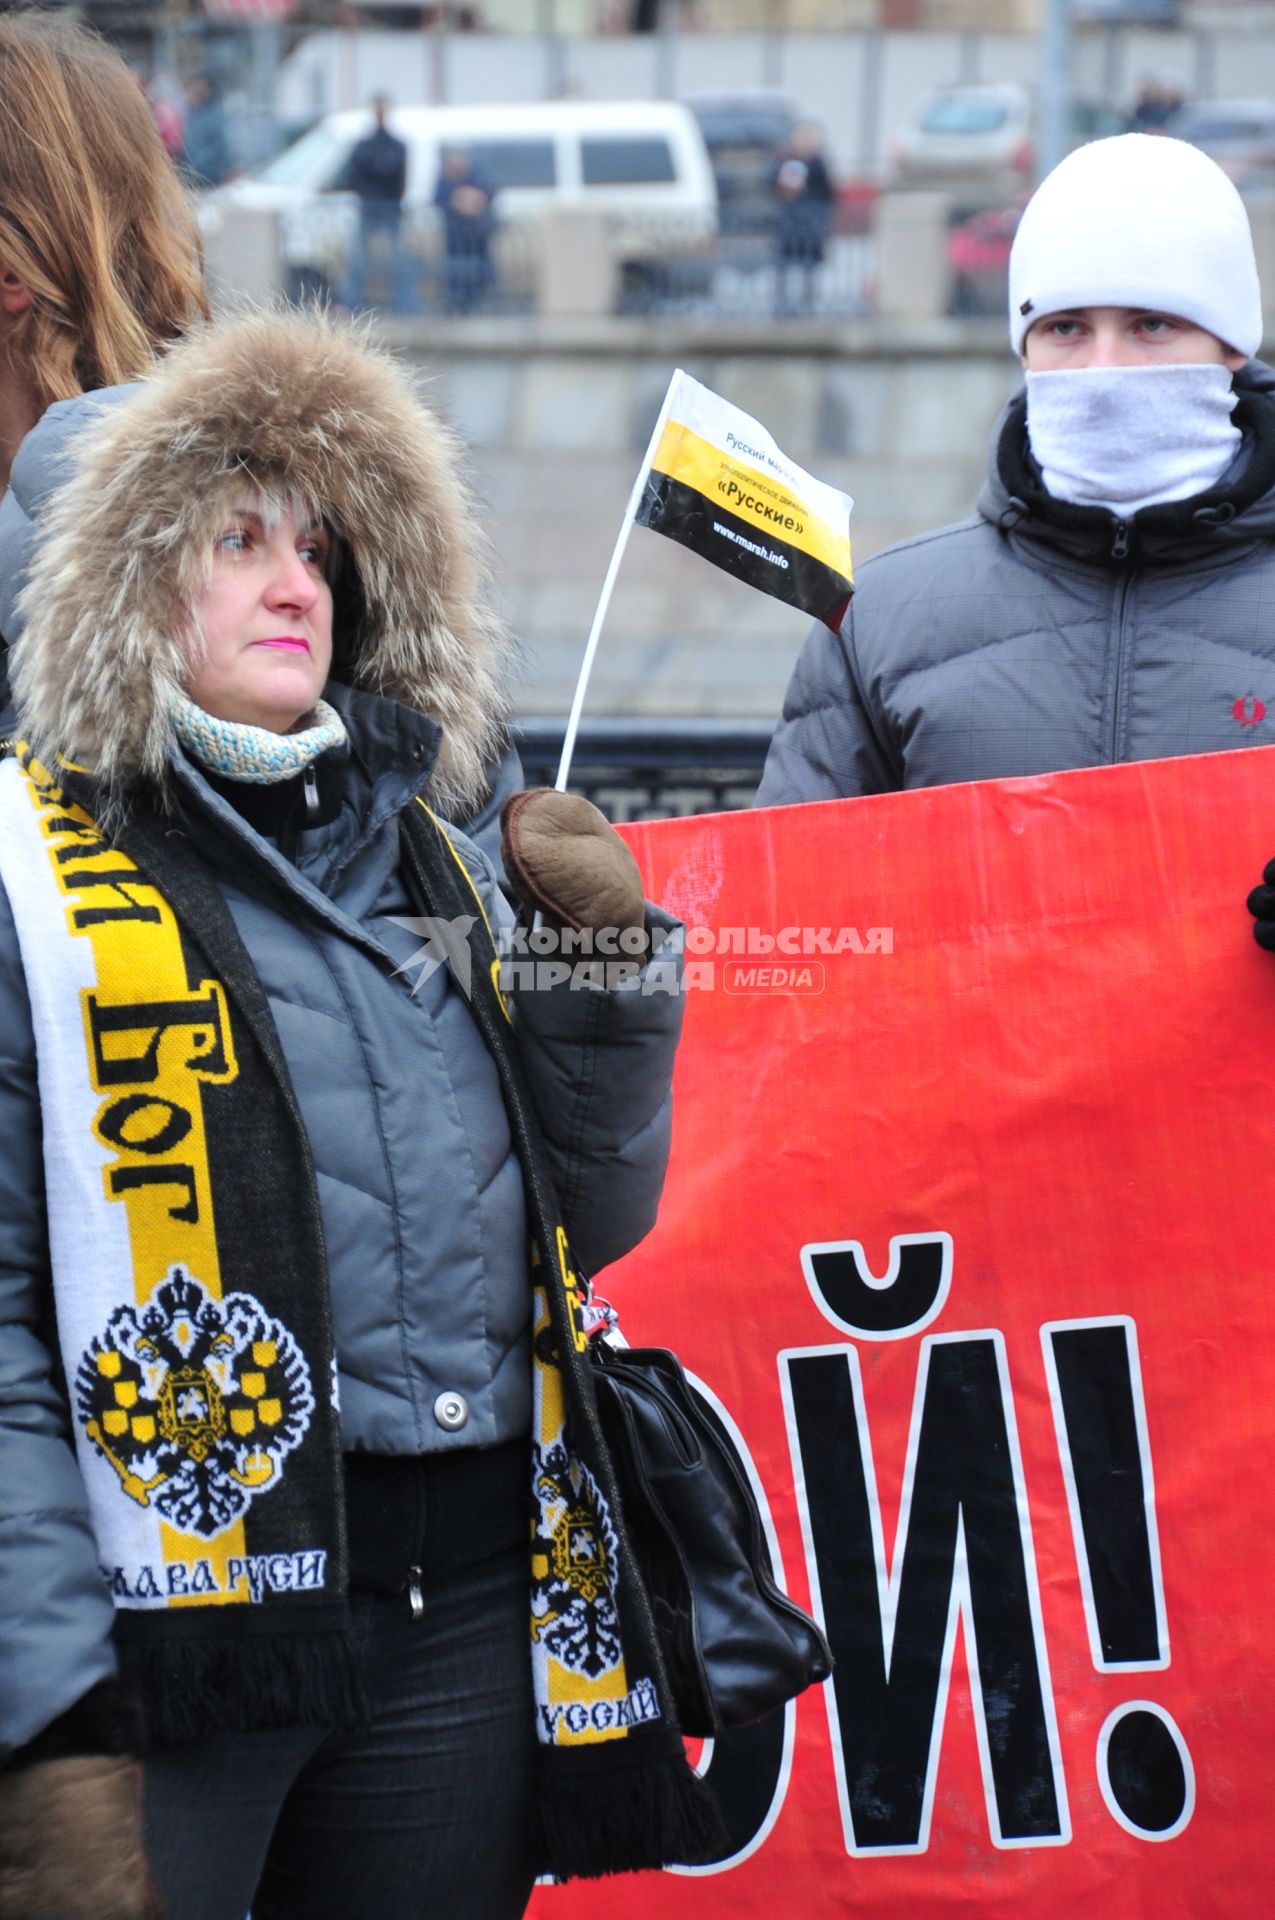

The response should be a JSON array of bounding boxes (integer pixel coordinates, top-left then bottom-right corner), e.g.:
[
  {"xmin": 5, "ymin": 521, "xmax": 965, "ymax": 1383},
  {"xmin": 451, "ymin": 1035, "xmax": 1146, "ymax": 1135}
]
[
  {"xmin": 1246, "ymin": 858, "xmax": 1275, "ymax": 949},
  {"xmin": 0, "ymin": 1682, "xmax": 157, "ymax": 1920}
]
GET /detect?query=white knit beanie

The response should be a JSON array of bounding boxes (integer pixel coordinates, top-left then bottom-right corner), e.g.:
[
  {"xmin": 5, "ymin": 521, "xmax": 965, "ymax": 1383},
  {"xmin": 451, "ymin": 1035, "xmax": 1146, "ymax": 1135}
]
[{"xmin": 1008, "ymin": 134, "xmax": 1262, "ymax": 359}]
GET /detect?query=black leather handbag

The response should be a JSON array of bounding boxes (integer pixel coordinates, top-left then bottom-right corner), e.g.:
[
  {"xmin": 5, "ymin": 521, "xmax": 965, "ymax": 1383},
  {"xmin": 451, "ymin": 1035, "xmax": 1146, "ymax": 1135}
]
[{"xmin": 590, "ymin": 1334, "xmax": 833, "ymax": 1739}]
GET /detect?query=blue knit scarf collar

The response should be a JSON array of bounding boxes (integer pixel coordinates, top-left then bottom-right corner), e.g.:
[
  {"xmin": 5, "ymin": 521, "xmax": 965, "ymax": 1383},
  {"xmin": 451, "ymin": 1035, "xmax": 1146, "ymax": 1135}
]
[{"xmin": 171, "ymin": 695, "xmax": 347, "ymax": 786}]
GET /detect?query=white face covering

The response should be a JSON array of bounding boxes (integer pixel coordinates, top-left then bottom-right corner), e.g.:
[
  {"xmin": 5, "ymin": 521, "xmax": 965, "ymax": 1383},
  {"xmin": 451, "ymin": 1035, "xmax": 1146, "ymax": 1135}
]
[{"xmin": 1024, "ymin": 363, "xmax": 1241, "ymax": 518}]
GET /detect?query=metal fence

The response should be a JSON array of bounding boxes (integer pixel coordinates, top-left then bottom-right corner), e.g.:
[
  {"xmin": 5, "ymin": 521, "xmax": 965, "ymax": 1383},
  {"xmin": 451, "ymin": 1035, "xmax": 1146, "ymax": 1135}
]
[
  {"xmin": 514, "ymin": 717, "xmax": 772, "ymax": 820},
  {"xmin": 284, "ymin": 210, "xmax": 874, "ymax": 319},
  {"xmin": 614, "ymin": 226, "xmax": 875, "ymax": 317},
  {"xmin": 282, "ymin": 208, "xmax": 543, "ymax": 315}
]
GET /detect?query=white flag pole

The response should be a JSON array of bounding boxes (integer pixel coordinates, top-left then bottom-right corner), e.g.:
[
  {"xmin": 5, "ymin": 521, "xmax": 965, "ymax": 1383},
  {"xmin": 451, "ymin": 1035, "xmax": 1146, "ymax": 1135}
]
[{"xmin": 554, "ymin": 369, "xmax": 684, "ymax": 792}]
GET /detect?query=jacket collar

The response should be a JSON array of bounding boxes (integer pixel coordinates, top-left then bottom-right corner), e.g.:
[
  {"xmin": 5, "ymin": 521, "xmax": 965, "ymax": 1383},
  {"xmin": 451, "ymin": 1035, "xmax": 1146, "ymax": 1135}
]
[
  {"xmin": 167, "ymin": 681, "xmax": 442, "ymax": 915},
  {"xmin": 978, "ymin": 358, "xmax": 1275, "ymax": 565}
]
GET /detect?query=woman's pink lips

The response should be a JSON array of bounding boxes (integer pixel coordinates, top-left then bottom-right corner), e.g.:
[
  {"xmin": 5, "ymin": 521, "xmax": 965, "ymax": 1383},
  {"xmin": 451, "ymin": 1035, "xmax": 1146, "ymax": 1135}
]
[{"xmin": 252, "ymin": 636, "xmax": 310, "ymax": 652}]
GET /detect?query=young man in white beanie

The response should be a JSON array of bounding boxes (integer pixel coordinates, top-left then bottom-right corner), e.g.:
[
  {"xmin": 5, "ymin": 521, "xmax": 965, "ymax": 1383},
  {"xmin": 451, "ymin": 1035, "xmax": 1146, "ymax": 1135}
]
[{"xmin": 758, "ymin": 133, "xmax": 1275, "ymax": 805}]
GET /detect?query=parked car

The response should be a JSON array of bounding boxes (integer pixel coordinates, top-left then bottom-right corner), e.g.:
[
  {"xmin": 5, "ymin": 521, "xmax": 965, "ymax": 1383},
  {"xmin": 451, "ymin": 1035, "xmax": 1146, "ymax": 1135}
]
[
  {"xmin": 1161, "ymin": 99, "xmax": 1275, "ymax": 192},
  {"xmin": 887, "ymin": 84, "xmax": 1125, "ymax": 201},
  {"xmin": 682, "ymin": 89, "xmax": 882, "ymax": 250},
  {"xmin": 946, "ymin": 196, "xmax": 1026, "ymax": 316},
  {"xmin": 201, "ymin": 98, "xmax": 718, "ymax": 303},
  {"xmin": 1070, "ymin": 0, "xmax": 1180, "ymax": 22},
  {"xmin": 680, "ymin": 88, "xmax": 798, "ymax": 238}
]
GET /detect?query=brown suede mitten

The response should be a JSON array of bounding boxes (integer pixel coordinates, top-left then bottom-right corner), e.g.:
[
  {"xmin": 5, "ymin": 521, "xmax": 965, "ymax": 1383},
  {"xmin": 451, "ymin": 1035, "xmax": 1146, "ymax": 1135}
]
[
  {"xmin": 500, "ymin": 788, "xmax": 646, "ymax": 941},
  {"xmin": 0, "ymin": 1755, "xmax": 158, "ymax": 1920}
]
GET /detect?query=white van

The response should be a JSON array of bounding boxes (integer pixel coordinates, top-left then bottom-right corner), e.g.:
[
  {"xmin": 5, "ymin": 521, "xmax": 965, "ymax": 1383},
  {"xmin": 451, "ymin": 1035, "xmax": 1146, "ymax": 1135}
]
[{"xmin": 204, "ymin": 98, "xmax": 718, "ymax": 301}]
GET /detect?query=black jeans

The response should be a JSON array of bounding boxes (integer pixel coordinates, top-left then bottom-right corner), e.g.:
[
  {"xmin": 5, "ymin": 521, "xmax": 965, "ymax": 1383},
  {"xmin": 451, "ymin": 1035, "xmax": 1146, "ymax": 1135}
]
[{"xmin": 144, "ymin": 1448, "xmax": 537, "ymax": 1920}]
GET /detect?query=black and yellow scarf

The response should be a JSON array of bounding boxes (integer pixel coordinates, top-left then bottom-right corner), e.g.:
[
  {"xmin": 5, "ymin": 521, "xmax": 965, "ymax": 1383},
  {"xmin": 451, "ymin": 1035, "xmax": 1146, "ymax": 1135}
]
[{"xmin": 0, "ymin": 747, "xmax": 719, "ymax": 1878}]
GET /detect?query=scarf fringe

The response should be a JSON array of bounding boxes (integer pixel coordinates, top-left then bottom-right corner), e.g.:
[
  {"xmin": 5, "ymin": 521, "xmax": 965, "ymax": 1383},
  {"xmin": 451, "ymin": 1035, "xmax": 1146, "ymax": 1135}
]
[
  {"xmin": 534, "ymin": 1737, "xmax": 725, "ymax": 1881},
  {"xmin": 118, "ymin": 1627, "xmax": 369, "ymax": 1748}
]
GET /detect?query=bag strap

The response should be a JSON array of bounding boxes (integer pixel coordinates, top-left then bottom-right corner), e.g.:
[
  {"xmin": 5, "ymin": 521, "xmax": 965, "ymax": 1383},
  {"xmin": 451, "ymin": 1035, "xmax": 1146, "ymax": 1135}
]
[
  {"xmin": 397, "ymin": 800, "xmax": 682, "ymax": 1709},
  {"xmin": 396, "ymin": 800, "xmax": 594, "ymax": 1355}
]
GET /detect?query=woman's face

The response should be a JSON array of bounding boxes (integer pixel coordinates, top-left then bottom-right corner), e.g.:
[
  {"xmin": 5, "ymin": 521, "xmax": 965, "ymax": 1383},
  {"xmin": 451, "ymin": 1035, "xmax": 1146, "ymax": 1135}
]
[{"xmin": 186, "ymin": 503, "xmax": 334, "ymax": 733}]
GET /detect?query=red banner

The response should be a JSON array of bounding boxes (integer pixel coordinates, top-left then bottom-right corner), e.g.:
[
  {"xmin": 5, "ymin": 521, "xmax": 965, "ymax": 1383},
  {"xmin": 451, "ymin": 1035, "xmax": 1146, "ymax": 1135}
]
[{"xmin": 529, "ymin": 748, "xmax": 1275, "ymax": 1919}]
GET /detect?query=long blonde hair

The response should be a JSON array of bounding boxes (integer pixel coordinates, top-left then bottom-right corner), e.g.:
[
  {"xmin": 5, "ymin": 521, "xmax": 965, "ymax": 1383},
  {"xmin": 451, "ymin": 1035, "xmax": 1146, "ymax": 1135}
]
[{"xmin": 0, "ymin": 14, "xmax": 209, "ymax": 410}]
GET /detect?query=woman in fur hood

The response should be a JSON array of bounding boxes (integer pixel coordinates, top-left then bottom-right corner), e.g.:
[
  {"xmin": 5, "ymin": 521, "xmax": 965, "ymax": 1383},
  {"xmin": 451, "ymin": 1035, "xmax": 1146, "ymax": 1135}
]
[{"xmin": 0, "ymin": 310, "xmax": 713, "ymax": 1920}]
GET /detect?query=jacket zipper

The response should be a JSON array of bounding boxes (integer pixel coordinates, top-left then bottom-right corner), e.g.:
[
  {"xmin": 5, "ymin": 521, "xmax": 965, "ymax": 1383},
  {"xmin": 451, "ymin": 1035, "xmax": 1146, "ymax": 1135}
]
[
  {"xmin": 1106, "ymin": 520, "xmax": 1136, "ymax": 762},
  {"xmin": 406, "ymin": 1455, "xmax": 426, "ymax": 1620}
]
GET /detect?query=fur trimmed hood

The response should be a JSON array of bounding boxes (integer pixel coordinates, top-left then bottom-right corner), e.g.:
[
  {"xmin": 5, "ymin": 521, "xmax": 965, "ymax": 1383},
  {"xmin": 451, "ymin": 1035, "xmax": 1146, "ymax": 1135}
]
[{"xmin": 13, "ymin": 309, "xmax": 511, "ymax": 810}]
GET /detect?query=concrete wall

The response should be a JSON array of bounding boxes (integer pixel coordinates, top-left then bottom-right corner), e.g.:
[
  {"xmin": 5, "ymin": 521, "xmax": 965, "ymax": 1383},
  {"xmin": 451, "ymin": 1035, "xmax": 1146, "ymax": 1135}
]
[{"xmin": 383, "ymin": 315, "xmax": 1023, "ymax": 721}]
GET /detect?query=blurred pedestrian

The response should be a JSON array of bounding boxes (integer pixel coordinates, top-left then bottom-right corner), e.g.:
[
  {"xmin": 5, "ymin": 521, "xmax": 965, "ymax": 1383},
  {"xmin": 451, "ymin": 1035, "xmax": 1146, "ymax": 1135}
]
[
  {"xmin": 772, "ymin": 121, "xmax": 834, "ymax": 314},
  {"xmin": 179, "ymin": 69, "xmax": 231, "ymax": 191},
  {"xmin": 333, "ymin": 95, "xmax": 416, "ymax": 314},
  {"xmin": 434, "ymin": 148, "xmax": 495, "ymax": 313},
  {"xmin": 0, "ymin": 12, "xmax": 207, "ymax": 733},
  {"xmin": 759, "ymin": 134, "xmax": 1274, "ymax": 804},
  {"xmin": 1127, "ymin": 69, "xmax": 1188, "ymax": 133},
  {"xmin": 147, "ymin": 77, "xmax": 184, "ymax": 161},
  {"xmin": 625, "ymin": 0, "xmax": 704, "ymax": 24}
]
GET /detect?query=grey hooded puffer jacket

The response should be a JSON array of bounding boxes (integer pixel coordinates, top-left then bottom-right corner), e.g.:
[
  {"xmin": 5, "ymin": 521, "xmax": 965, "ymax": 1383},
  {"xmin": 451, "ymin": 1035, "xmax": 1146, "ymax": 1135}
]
[
  {"xmin": 0, "ymin": 313, "xmax": 684, "ymax": 1756},
  {"xmin": 757, "ymin": 359, "xmax": 1275, "ymax": 804}
]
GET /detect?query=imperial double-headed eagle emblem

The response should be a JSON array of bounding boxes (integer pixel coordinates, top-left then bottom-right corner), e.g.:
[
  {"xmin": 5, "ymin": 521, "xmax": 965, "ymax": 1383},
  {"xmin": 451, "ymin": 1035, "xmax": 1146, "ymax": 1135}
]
[
  {"xmin": 530, "ymin": 1438, "xmax": 623, "ymax": 1679},
  {"xmin": 75, "ymin": 1267, "xmax": 313, "ymax": 1538}
]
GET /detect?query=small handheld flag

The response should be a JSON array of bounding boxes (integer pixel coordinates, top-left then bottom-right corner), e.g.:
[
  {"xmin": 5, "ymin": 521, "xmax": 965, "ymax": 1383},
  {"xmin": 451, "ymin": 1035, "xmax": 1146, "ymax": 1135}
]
[
  {"xmin": 634, "ymin": 370, "xmax": 853, "ymax": 631},
  {"xmin": 554, "ymin": 369, "xmax": 854, "ymax": 791}
]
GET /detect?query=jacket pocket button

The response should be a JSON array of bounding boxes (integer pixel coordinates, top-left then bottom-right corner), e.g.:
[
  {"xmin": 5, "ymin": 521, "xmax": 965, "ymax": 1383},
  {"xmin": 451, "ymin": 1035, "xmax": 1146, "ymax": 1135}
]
[{"xmin": 434, "ymin": 1390, "xmax": 470, "ymax": 1432}]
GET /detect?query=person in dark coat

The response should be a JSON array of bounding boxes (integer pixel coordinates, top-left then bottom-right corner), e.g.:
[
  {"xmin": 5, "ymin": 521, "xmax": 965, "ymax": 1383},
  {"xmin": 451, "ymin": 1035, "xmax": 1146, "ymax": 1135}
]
[
  {"xmin": 178, "ymin": 70, "xmax": 230, "ymax": 190},
  {"xmin": 758, "ymin": 135, "xmax": 1272, "ymax": 805},
  {"xmin": 434, "ymin": 149, "xmax": 496, "ymax": 313},
  {"xmin": 334, "ymin": 95, "xmax": 416, "ymax": 314},
  {"xmin": 1126, "ymin": 68, "xmax": 1188, "ymax": 133},
  {"xmin": 771, "ymin": 121, "xmax": 834, "ymax": 314}
]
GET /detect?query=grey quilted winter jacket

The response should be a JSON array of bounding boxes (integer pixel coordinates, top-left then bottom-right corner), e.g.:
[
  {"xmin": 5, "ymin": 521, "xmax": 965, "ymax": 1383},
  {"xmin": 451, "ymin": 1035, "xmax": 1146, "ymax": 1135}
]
[
  {"xmin": 0, "ymin": 311, "xmax": 682, "ymax": 1758},
  {"xmin": 757, "ymin": 359, "xmax": 1275, "ymax": 803},
  {"xmin": 0, "ymin": 687, "xmax": 683, "ymax": 1755}
]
